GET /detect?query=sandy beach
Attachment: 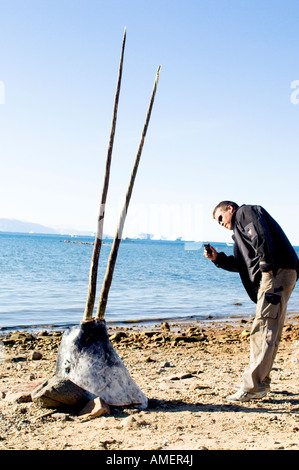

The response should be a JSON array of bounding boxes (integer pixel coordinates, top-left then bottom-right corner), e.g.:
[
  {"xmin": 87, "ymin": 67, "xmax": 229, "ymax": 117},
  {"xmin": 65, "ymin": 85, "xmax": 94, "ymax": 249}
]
[{"xmin": 0, "ymin": 314, "xmax": 298, "ymax": 451}]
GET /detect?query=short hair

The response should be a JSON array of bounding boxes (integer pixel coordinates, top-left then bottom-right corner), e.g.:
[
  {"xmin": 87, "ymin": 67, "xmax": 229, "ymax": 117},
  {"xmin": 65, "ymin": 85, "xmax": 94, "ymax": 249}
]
[{"xmin": 213, "ymin": 201, "xmax": 239, "ymax": 219}]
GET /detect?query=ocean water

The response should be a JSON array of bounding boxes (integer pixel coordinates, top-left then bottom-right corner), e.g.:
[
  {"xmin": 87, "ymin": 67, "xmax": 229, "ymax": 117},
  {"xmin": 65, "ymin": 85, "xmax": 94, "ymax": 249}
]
[{"xmin": 0, "ymin": 232, "xmax": 298, "ymax": 330}]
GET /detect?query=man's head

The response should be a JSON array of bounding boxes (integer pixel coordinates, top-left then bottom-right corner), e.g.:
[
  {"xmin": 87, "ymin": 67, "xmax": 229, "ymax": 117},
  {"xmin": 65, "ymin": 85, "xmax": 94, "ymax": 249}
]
[{"xmin": 213, "ymin": 201, "xmax": 239, "ymax": 230}]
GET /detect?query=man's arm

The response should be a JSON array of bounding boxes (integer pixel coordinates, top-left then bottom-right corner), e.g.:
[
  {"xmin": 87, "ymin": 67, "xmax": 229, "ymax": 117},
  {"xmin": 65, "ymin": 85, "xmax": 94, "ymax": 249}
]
[{"xmin": 204, "ymin": 246, "xmax": 239, "ymax": 273}]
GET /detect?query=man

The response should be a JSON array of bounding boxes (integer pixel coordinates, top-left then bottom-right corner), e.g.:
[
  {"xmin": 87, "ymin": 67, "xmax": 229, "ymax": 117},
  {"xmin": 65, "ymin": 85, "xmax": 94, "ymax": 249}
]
[{"xmin": 205, "ymin": 201, "xmax": 299, "ymax": 402}]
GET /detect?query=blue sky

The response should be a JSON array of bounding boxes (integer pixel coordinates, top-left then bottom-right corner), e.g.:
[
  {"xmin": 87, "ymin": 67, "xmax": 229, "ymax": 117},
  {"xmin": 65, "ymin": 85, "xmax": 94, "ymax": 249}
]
[{"xmin": 0, "ymin": 0, "xmax": 299, "ymax": 243}]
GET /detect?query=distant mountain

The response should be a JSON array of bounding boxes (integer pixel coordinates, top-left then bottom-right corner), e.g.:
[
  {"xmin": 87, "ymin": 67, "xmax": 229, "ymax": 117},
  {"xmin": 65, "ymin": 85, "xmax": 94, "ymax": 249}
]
[
  {"xmin": 0, "ymin": 218, "xmax": 114, "ymax": 237},
  {"xmin": 0, "ymin": 218, "xmax": 56, "ymax": 234},
  {"xmin": 0, "ymin": 219, "xmax": 193, "ymax": 241}
]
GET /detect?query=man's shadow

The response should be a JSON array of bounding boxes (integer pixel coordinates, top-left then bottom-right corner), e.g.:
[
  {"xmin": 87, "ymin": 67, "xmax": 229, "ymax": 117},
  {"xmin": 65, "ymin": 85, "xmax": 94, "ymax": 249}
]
[{"xmin": 111, "ymin": 393, "xmax": 299, "ymax": 416}]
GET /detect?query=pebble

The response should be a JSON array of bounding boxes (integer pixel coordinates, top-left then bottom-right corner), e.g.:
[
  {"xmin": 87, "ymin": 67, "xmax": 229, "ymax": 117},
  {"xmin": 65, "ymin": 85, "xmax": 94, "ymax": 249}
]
[
  {"xmin": 144, "ymin": 356, "xmax": 156, "ymax": 363},
  {"xmin": 122, "ymin": 415, "xmax": 137, "ymax": 429},
  {"xmin": 31, "ymin": 351, "xmax": 43, "ymax": 361},
  {"xmin": 241, "ymin": 330, "xmax": 250, "ymax": 338},
  {"xmin": 109, "ymin": 332, "xmax": 127, "ymax": 342},
  {"xmin": 78, "ymin": 397, "xmax": 110, "ymax": 420},
  {"xmin": 161, "ymin": 322, "xmax": 170, "ymax": 331},
  {"xmin": 121, "ymin": 415, "xmax": 149, "ymax": 430},
  {"xmin": 51, "ymin": 412, "xmax": 70, "ymax": 421},
  {"xmin": 4, "ymin": 382, "xmax": 42, "ymax": 403}
]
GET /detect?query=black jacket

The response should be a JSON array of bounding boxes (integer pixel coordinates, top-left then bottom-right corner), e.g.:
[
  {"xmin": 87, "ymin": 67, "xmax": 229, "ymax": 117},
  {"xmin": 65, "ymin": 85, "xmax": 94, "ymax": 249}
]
[{"xmin": 213, "ymin": 205, "xmax": 299, "ymax": 303}]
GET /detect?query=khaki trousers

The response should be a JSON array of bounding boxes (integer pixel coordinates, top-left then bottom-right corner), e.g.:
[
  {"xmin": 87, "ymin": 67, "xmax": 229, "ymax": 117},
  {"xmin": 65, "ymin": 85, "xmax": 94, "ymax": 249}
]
[{"xmin": 242, "ymin": 268, "xmax": 297, "ymax": 393}]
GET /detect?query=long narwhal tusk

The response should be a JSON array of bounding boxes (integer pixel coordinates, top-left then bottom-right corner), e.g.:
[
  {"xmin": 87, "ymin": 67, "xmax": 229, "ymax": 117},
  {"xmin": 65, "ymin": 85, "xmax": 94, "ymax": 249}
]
[
  {"xmin": 83, "ymin": 28, "xmax": 127, "ymax": 322},
  {"xmin": 96, "ymin": 65, "xmax": 161, "ymax": 320}
]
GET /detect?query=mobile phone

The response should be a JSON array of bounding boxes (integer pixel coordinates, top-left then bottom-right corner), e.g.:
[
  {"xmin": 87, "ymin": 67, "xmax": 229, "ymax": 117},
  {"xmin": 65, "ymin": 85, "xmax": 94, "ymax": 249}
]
[{"xmin": 204, "ymin": 243, "xmax": 212, "ymax": 256}]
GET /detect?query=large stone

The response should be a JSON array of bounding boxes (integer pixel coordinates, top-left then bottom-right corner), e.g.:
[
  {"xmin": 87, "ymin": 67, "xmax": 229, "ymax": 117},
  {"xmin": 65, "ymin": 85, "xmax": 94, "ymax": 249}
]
[
  {"xmin": 78, "ymin": 397, "xmax": 110, "ymax": 419},
  {"xmin": 31, "ymin": 375, "xmax": 91, "ymax": 409},
  {"xmin": 5, "ymin": 381, "xmax": 43, "ymax": 403}
]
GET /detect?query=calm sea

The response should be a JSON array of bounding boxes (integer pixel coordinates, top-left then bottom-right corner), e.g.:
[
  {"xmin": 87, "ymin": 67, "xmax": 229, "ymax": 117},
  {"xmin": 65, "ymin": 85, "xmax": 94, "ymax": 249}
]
[{"xmin": 0, "ymin": 232, "xmax": 298, "ymax": 330}]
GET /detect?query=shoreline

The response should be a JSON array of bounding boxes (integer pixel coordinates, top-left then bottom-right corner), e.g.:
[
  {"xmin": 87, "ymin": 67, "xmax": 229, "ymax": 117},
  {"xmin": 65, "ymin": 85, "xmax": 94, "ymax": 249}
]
[{"xmin": 0, "ymin": 310, "xmax": 298, "ymax": 335}]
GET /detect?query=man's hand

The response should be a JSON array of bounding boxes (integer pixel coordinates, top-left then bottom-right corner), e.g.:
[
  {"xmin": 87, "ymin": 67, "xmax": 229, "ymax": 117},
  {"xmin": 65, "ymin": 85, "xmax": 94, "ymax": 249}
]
[{"xmin": 204, "ymin": 244, "xmax": 218, "ymax": 262}]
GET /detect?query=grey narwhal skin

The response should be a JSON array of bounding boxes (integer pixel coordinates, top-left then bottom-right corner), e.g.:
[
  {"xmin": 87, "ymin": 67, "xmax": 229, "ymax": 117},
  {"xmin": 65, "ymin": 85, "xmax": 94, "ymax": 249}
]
[{"xmin": 56, "ymin": 319, "xmax": 148, "ymax": 409}]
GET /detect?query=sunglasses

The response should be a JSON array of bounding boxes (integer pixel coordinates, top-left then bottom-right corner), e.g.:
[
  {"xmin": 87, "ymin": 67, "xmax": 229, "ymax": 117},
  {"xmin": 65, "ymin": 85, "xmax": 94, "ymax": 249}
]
[{"xmin": 217, "ymin": 214, "xmax": 223, "ymax": 224}]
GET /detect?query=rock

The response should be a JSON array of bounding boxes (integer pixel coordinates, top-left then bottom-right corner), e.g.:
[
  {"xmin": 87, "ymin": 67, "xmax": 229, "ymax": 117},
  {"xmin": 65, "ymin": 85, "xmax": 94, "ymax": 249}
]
[
  {"xmin": 161, "ymin": 361, "xmax": 172, "ymax": 368},
  {"xmin": 109, "ymin": 332, "xmax": 127, "ymax": 342},
  {"xmin": 186, "ymin": 327, "xmax": 198, "ymax": 334},
  {"xmin": 171, "ymin": 335, "xmax": 187, "ymax": 343},
  {"xmin": 241, "ymin": 330, "xmax": 250, "ymax": 339},
  {"xmin": 160, "ymin": 372, "xmax": 193, "ymax": 381},
  {"xmin": 144, "ymin": 356, "xmax": 156, "ymax": 363},
  {"xmin": 191, "ymin": 334, "xmax": 207, "ymax": 342},
  {"xmin": 31, "ymin": 375, "xmax": 91, "ymax": 409},
  {"xmin": 161, "ymin": 322, "xmax": 170, "ymax": 331},
  {"xmin": 5, "ymin": 381, "xmax": 43, "ymax": 403},
  {"xmin": 172, "ymin": 334, "xmax": 206, "ymax": 344},
  {"xmin": 37, "ymin": 330, "xmax": 49, "ymax": 336},
  {"xmin": 141, "ymin": 331, "xmax": 157, "ymax": 338},
  {"xmin": 31, "ymin": 350, "xmax": 43, "ymax": 361},
  {"xmin": 78, "ymin": 397, "xmax": 110, "ymax": 419},
  {"xmin": 122, "ymin": 415, "xmax": 138, "ymax": 429},
  {"xmin": 189, "ymin": 382, "xmax": 209, "ymax": 391},
  {"xmin": 8, "ymin": 331, "xmax": 35, "ymax": 344},
  {"xmin": 51, "ymin": 412, "xmax": 70, "ymax": 421}
]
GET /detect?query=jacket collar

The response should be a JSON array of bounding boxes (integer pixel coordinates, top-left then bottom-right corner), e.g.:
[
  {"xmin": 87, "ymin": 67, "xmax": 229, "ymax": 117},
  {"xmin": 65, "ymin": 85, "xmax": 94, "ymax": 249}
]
[{"xmin": 231, "ymin": 209, "xmax": 237, "ymax": 230}]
